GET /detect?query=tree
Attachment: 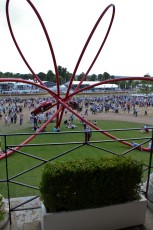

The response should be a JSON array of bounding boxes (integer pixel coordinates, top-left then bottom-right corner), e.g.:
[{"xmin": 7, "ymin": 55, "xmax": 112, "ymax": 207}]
[
  {"xmin": 119, "ymin": 81, "xmax": 127, "ymax": 90},
  {"xmin": 58, "ymin": 66, "xmax": 71, "ymax": 83},
  {"xmin": 4, "ymin": 72, "xmax": 14, "ymax": 78},
  {"xmin": 59, "ymin": 76, "xmax": 64, "ymax": 84},
  {"xmin": 144, "ymin": 74, "xmax": 151, "ymax": 78},
  {"xmin": 37, "ymin": 72, "xmax": 47, "ymax": 81},
  {"xmin": 127, "ymin": 80, "xmax": 133, "ymax": 90},
  {"xmin": 90, "ymin": 74, "xmax": 97, "ymax": 81},
  {"xmin": 140, "ymin": 83, "xmax": 153, "ymax": 95},
  {"xmin": 97, "ymin": 74, "xmax": 103, "ymax": 81},
  {"xmin": 21, "ymin": 73, "xmax": 33, "ymax": 80},
  {"xmin": 46, "ymin": 70, "xmax": 55, "ymax": 82},
  {"xmin": 139, "ymin": 76, "xmax": 153, "ymax": 94},
  {"xmin": 0, "ymin": 72, "xmax": 4, "ymax": 78},
  {"xmin": 102, "ymin": 72, "xmax": 110, "ymax": 80},
  {"xmin": 77, "ymin": 72, "xmax": 85, "ymax": 81}
]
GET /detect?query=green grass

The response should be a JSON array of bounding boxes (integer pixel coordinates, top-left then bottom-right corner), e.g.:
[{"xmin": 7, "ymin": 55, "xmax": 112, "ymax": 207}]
[{"xmin": 0, "ymin": 120, "xmax": 152, "ymax": 198}]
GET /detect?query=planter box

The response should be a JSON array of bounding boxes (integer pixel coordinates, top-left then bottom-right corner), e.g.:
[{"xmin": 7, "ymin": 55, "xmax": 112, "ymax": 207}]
[{"xmin": 41, "ymin": 195, "xmax": 147, "ymax": 230}]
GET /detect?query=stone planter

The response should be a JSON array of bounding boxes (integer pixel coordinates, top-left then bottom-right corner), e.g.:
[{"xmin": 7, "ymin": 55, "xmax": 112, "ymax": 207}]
[{"xmin": 41, "ymin": 195, "xmax": 147, "ymax": 230}]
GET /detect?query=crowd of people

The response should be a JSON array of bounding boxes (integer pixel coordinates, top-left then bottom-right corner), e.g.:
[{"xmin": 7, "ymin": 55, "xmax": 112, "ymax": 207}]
[
  {"xmin": 0, "ymin": 94, "xmax": 153, "ymax": 155},
  {"xmin": 0, "ymin": 94, "xmax": 153, "ymax": 131},
  {"xmin": 0, "ymin": 96, "xmax": 55, "ymax": 129},
  {"xmin": 0, "ymin": 97, "xmax": 24, "ymax": 126},
  {"xmin": 70, "ymin": 94, "xmax": 153, "ymax": 116}
]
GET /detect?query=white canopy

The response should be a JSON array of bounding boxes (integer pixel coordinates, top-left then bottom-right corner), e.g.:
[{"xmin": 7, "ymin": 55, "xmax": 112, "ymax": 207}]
[{"xmin": 94, "ymin": 84, "xmax": 118, "ymax": 89}]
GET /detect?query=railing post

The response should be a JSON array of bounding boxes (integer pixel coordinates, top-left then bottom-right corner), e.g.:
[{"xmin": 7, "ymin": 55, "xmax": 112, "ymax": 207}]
[
  {"xmin": 4, "ymin": 134, "xmax": 12, "ymax": 225},
  {"xmin": 145, "ymin": 130, "xmax": 153, "ymax": 199}
]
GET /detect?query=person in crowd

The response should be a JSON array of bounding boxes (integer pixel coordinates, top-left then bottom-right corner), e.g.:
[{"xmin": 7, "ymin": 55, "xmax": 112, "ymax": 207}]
[
  {"xmin": 85, "ymin": 126, "xmax": 92, "ymax": 142},
  {"xmin": 64, "ymin": 120, "xmax": 68, "ymax": 126},
  {"xmin": 67, "ymin": 120, "xmax": 77, "ymax": 129},
  {"xmin": 141, "ymin": 125, "xmax": 149, "ymax": 133},
  {"xmin": 70, "ymin": 113, "xmax": 74, "ymax": 122},
  {"xmin": 45, "ymin": 112, "xmax": 48, "ymax": 121},
  {"xmin": 53, "ymin": 127, "xmax": 57, "ymax": 132},
  {"xmin": 134, "ymin": 108, "xmax": 138, "ymax": 117},
  {"xmin": 33, "ymin": 115, "xmax": 38, "ymax": 130},
  {"xmin": 144, "ymin": 110, "xmax": 147, "ymax": 116},
  {"xmin": 84, "ymin": 108, "xmax": 88, "ymax": 115},
  {"xmin": 148, "ymin": 141, "xmax": 152, "ymax": 150},
  {"xmin": 93, "ymin": 120, "xmax": 97, "ymax": 126},
  {"xmin": 14, "ymin": 113, "xmax": 17, "ymax": 124},
  {"xmin": 4, "ymin": 114, "xmax": 9, "ymax": 126},
  {"xmin": 131, "ymin": 142, "xmax": 142, "ymax": 150},
  {"xmin": 56, "ymin": 127, "xmax": 60, "ymax": 132},
  {"xmin": 19, "ymin": 113, "xmax": 24, "ymax": 125}
]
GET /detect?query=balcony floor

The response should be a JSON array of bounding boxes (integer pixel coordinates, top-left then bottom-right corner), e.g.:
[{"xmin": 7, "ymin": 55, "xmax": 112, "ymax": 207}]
[{"xmin": 1, "ymin": 197, "xmax": 153, "ymax": 230}]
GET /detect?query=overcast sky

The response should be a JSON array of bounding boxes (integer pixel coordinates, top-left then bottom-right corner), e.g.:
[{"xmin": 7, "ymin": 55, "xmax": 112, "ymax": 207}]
[{"xmin": 0, "ymin": 0, "xmax": 153, "ymax": 77}]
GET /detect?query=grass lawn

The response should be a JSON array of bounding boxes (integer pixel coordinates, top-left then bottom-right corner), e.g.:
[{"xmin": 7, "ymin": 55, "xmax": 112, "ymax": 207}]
[{"xmin": 0, "ymin": 120, "xmax": 152, "ymax": 198}]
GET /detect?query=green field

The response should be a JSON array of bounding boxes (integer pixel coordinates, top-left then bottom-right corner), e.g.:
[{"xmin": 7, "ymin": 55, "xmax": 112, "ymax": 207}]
[{"xmin": 0, "ymin": 120, "xmax": 152, "ymax": 198}]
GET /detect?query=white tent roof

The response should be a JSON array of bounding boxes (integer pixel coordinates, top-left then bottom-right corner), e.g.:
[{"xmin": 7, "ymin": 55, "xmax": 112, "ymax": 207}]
[
  {"xmin": 65, "ymin": 81, "xmax": 99, "ymax": 86},
  {"xmin": 95, "ymin": 84, "xmax": 118, "ymax": 89},
  {"xmin": 65, "ymin": 81, "xmax": 118, "ymax": 88}
]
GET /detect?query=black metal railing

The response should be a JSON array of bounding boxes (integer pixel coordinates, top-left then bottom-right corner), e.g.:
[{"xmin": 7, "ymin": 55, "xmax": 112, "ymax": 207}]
[{"xmin": 0, "ymin": 127, "xmax": 153, "ymax": 224}]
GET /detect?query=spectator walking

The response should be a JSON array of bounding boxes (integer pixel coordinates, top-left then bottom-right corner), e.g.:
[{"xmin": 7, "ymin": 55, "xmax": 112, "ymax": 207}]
[
  {"xmin": 19, "ymin": 114, "xmax": 24, "ymax": 125},
  {"xmin": 13, "ymin": 113, "xmax": 17, "ymax": 124},
  {"xmin": 4, "ymin": 114, "xmax": 9, "ymax": 126},
  {"xmin": 85, "ymin": 126, "xmax": 92, "ymax": 142}
]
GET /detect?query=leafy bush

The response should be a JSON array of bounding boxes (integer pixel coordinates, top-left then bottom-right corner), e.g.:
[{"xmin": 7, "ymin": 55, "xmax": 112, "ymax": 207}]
[
  {"xmin": 40, "ymin": 156, "xmax": 143, "ymax": 212},
  {"xmin": 0, "ymin": 194, "xmax": 5, "ymax": 222}
]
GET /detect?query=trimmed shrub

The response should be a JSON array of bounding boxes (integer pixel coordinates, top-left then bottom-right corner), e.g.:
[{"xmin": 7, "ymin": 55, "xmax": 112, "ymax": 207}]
[
  {"xmin": 40, "ymin": 156, "xmax": 143, "ymax": 212},
  {"xmin": 0, "ymin": 194, "xmax": 5, "ymax": 222}
]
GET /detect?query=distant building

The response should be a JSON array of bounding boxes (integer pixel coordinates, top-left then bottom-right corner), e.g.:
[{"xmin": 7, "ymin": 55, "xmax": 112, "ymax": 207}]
[
  {"xmin": 65, "ymin": 81, "xmax": 119, "ymax": 91},
  {"xmin": 0, "ymin": 82, "xmax": 14, "ymax": 92},
  {"xmin": 42, "ymin": 81, "xmax": 56, "ymax": 88},
  {"xmin": 0, "ymin": 80, "xmax": 56, "ymax": 94}
]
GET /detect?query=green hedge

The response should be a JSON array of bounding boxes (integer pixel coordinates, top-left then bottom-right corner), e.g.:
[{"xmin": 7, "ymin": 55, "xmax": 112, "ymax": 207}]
[
  {"xmin": 39, "ymin": 157, "xmax": 143, "ymax": 212},
  {"xmin": 0, "ymin": 194, "xmax": 5, "ymax": 222}
]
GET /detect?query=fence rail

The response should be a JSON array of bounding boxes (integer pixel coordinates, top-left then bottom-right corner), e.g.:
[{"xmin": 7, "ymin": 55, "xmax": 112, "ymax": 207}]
[{"xmin": 0, "ymin": 127, "xmax": 153, "ymax": 224}]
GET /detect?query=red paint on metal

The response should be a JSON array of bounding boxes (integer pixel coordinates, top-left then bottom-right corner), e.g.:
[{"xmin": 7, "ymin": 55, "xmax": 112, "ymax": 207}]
[{"xmin": 0, "ymin": 1, "xmax": 151, "ymax": 160}]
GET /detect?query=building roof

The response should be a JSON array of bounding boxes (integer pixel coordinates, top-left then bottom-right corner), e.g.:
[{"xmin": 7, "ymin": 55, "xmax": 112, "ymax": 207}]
[{"xmin": 65, "ymin": 81, "xmax": 118, "ymax": 88}]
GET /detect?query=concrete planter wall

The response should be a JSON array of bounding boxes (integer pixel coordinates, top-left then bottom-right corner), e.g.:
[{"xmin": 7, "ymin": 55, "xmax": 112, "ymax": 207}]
[{"xmin": 41, "ymin": 195, "xmax": 147, "ymax": 230}]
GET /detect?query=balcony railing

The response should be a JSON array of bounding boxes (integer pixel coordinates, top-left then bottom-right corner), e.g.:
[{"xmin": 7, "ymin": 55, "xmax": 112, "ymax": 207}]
[{"xmin": 0, "ymin": 127, "xmax": 153, "ymax": 224}]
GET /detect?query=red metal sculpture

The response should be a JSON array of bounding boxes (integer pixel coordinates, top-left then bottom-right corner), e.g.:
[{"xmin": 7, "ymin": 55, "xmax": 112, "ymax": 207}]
[
  {"xmin": 31, "ymin": 101, "xmax": 52, "ymax": 116},
  {"xmin": 0, "ymin": 1, "xmax": 151, "ymax": 160}
]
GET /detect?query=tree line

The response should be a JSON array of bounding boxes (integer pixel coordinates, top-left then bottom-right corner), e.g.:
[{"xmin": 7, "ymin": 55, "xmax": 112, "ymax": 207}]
[
  {"xmin": 0, "ymin": 66, "xmax": 153, "ymax": 91},
  {"xmin": 0, "ymin": 66, "xmax": 114, "ymax": 83}
]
